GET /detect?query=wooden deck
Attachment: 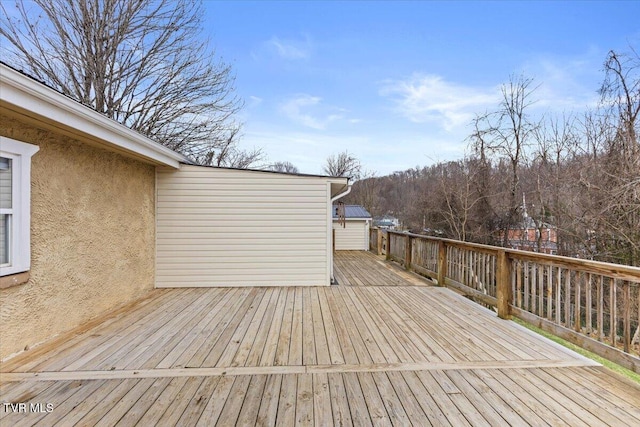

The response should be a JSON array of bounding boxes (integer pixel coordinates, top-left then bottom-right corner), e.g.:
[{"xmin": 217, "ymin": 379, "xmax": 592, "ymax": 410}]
[{"xmin": 1, "ymin": 251, "xmax": 639, "ymax": 426}]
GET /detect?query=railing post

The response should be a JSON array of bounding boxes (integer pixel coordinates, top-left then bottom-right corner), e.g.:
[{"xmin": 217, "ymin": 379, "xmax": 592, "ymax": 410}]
[
  {"xmin": 437, "ymin": 240, "xmax": 447, "ymax": 287},
  {"xmin": 386, "ymin": 232, "xmax": 392, "ymax": 261},
  {"xmin": 377, "ymin": 229, "xmax": 383, "ymax": 255},
  {"xmin": 497, "ymin": 249, "xmax": 512, "ymax": 320},
  {"xmin": 405, "ymin": 234, "xmax": 412, "ymax": 271}
]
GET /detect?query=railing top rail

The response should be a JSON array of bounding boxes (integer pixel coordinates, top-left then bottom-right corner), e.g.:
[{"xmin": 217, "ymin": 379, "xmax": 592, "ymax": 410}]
[{"xmin": 380, "ymin": 228, "xmax": 640, "ymax": 282}]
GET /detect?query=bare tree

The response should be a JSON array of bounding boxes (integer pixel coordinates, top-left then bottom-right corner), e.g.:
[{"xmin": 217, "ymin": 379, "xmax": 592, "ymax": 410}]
[
  {"xmin": 0, "ymin": 0, "xmax": 254, "ymax": 166},
  {"xmin": 471, "ymin": 75, "xmax": 539, "ymax": 246},
  {"xmin": 323, "ymin": 151, "xmax": 362, "ymax": 178},
  {"xmin": 268, "ymin": 161, "xmax": 300, "ymax": 174},
  {"xmin": 345, "ymin": 169, "xmax": 379, "ymax": 214},
  {"xmin": 592, "ymin": 49, "xmax": 640, "ymax": 264}
]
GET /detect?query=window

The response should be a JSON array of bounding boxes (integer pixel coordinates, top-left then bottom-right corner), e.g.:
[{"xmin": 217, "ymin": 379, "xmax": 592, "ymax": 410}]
[{"xmin": 0, "ymin": 137, "xmax": 39, "ymax": 277}]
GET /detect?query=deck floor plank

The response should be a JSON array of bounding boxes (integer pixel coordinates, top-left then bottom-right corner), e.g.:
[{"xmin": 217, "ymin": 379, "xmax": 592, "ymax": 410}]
[
  {"xmin": 289, "ymin": 287, "xmax": 304, "ymax": 366},
  {"xmin": 370, "ymin": 371, "xmax": 411, "ymax": 426},
  {"xmin": 247, "ymin": 288, "xmax": 282, "ymax": 367},
  {"xmin": 274, "ymin": 288, "xmax": 295, "ymax": 366},
  {"xmin": 1, "ymin": 251, "xmax": 639, "ymax": 426},
  {"xmin": 327, "ymin": 372, "xmax": 353, "ymax": 427},
  {"xmin": 36, "ymin": 289, "xmax": 192, "ymax": 373},
  {"xmin": 256, "ymin": 374, "xmax": 283, "ymax": 425},
  {"xmin": 7, "ymin": 289, "xmax": 173, "ymax": 374},
  {"xmin": 133, "ymin": 376, "xmax": 191, "ymax": 426},
  {"xmin": 83, "ymin": 289, "xmax": 200, "ymax": 371},
  {"xmin": 464, "ymin": 369, "xmax": 545, "ymax": 426},
  {"xmin": 316, "ymin": 288, "xmax": 346, "ymax": 365},
  {"xmin": 175, "ymin": 375, "xmax": 222, "ymax": 426},
  {"xmin": 112, "ymin": 377, "xmax": 173, "ymax": 426},
  {"xmin": 198, "ymin": 288, "xmax": 261, "ymax": 368},
  {"xmin": 384, "ymin": 371, "xmax": 431, "ymax": 425},
  {"xmin": 216, "ymin": 288, "xmax": 270, "ymax": 368},
  {"xmin": 157, "ymin": 288, "xmax": 242, "ymax": 369},
  {"xmin": 310, "ymin": 288, "xmax": 331, "ymax": 366},
  {"xmin": 302, "ymin": 288, "xmax": 318, "ymax": 366},
  {"xmin": 259, "ymin": 288, "xmax": 287, "ymax": 367},
  {"xmin": 195, "ymin": 375, "xmax": 235, "ymax": 426},
  {"xmin": 312, "ymin": 373, "xmax": 333, "ymax": 427},
  {"xmin": 343, "ymin": 287, "xmax": 404, "ymax": 364},
  {"xmin": 235, "ymin": 374, "xmax": 268, "ymax": 426},
  {"xmin": 342, "ymin": 372, "xmax": 373, "ymax": 427},
  {"xmin": 277, "ymin": 373, "xmax": 298, "ymax": 427},
  {"xmin": 335, "ymin": 287, "xmax": 385, "ymax": 364},
  {"xmin": 165, "ymin": 288, "xmax": 244, "ymax": 368}
]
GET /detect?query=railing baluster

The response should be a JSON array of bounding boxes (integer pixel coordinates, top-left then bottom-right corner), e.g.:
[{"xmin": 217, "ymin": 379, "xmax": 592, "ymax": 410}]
[
  {"xmin": 532, "ymin": 263, "xmax": 538, "ymax": 314},
  {"xmin": 497, "ymin": 250, "xmax": 511, "ymax": 319},
  {"xmin": 623, "ymin": 281, "xmax": 630, "ymax": 353},
  {"xmin": 511, "ymin": 259, "xmax": 517, "ymax": 306},
  {"xmin": 597, "ymin": 275, "xmax": 603, "ymax": 341},
  {"xmin": 555, "ymin": 267, "xmax": 561, "ymax": 324},
  {"xmin": 538, "ymin": 263, "xmax": 544, "ymax": 317},
  {"xmin": 546, "ymin": 265, "xmax": 553, "ymax": 320},
  {"xmin": 575, "ymin": 272, "xmax": 582, "ymax": 333},
  {"xmin": 524, "ymin": 262, "xmax": 530, "ymax": 311},
  {"xmin": 404, "ymin": 234, "xmax": 412, "ymax": 270},
  {"xmin": 516, "ymin": 261, "xmax": 523, "ymax": 308},
  {"xmin": 437, "ymin": 240, "xmax": 446, "ymax": 287},
  {"xmin": 586, "ymin": 273, "xmax": 592, "ymax": 336},
  {"xmin": 610, "ymin": 279, "xmax": 617, "ymax": 347},
  {"xmin": 565, "ymin": 272, "xmax": 571, "ymax": 328}
]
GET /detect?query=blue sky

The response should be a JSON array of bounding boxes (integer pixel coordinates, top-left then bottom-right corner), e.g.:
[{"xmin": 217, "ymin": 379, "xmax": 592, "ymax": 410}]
[{"xmin": 204, "ymin": 1, "xmax": 640, "ymax": 175}]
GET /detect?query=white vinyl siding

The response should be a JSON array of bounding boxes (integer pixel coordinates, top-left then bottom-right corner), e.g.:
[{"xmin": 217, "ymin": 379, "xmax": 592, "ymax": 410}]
[
  {"xmin": 156, "ymin": 165, "xmax": 332, "ymax": 287},
  {"xmin": 333, "ymin": 220, "xmax": 370, "ymax": 250}
]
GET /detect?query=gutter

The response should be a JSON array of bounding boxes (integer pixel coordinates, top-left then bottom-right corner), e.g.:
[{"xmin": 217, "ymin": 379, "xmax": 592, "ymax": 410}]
[{"xmin": 331, "ymin": 182, "xmax": 352, "ymax": 203}]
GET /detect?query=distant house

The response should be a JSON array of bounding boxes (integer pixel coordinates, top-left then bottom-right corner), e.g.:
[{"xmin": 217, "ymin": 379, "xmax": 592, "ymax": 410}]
[
  {"xmin": 374, "ymin": 215, "xmax": 400, "ymax": 230},
  {"xmin": 505, "ymin": 216, "xmax": 558, "ymax": 255},
  {"xmin": 0, "ymin": 63, "xmax": 349, "ymax": 360},
  {"xmin": 332, "ymin": 204, "xmax": 372, "ymax": 250},
  {"xmin": 503, "ymin": 195, "xmax": 558, "ymax": 255}
]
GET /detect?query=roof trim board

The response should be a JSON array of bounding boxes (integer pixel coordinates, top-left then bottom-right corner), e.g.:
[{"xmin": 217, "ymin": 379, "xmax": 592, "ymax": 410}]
[{"xmin": 0, "ymin": 64, "xmax": 188, "ymax": 168}]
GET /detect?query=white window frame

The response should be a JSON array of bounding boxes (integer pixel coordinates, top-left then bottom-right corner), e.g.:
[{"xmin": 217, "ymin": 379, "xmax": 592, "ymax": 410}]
[{"xmin": 0, "ymin": 137, "xmax": 39, "ymax": 276}]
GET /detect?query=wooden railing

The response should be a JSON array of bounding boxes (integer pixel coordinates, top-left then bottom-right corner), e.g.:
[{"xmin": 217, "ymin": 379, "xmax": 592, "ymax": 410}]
[{"xmin": 368, "ymin": 228, "xmax": 640, "ymax": 373}]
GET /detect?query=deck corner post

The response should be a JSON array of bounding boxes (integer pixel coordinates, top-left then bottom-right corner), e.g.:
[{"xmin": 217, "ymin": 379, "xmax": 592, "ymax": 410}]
[
  {"xmin": 497, "ymin": 249, "xmax": 512, "ymax": 320},
  {"xmin": 405, "ymin": 234, "xmax": 412, "ymax": 271},
  {"xmin": 377, "ymin": 229, "xmax": 383, "ymax": 255},
  {"xmin": 437, "ymin": 240, "xmax": 447, "ymax": 287}
]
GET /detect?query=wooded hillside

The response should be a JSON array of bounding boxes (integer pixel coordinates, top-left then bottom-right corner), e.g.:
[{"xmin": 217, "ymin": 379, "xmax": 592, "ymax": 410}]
[{"xmin": 346, "ymin": 49, "xmax": 640, "ymax": 266}]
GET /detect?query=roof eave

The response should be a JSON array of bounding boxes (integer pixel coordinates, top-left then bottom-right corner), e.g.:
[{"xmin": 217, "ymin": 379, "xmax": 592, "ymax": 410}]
[{"xmin": 0, "ymin": 64, "xmax": 189, "ymax": 168}]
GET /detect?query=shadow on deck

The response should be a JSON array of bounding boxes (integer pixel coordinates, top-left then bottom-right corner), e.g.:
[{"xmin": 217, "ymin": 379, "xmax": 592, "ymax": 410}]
[{"xmin": 1, "ymin": 251, "xmax": 639, "ymax": 425}]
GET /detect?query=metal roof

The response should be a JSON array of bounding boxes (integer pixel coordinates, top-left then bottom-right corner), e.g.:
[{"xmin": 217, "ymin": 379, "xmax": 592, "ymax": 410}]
[{"xmin": 332, "ymin": 205, "xmax": 372, "ymax": 219}]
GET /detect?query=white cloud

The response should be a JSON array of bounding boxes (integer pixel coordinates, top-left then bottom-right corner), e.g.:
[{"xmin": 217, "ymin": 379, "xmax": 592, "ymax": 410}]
[
  {"xmin": 521, "ymin": 53, "xmax": 602, "ymax": 112},
  {"xmin": 380, "ymin": 74, "xmax": 500, "ymax": 131},
  {"xmin": 248, "ymin": 96, "xmax": 263, "ymax": 108},
  {"xmin": 279, "ymin": 94, "xmax": 346, "ymax": 130},
  {"xmin": 265, "ymin": 36, "xmax": 311, "ymax": 60}
]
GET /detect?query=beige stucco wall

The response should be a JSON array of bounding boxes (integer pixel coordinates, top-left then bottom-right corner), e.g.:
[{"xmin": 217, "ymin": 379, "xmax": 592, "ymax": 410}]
[{"xmin": 0, "ymin": 113, "xmax": 156, "ymax": 360}]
